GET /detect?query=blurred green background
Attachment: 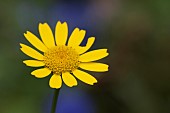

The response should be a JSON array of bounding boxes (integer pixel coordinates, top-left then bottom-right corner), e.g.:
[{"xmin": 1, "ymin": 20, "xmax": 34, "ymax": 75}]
[{"xmin": 0, "ymin": 0, "xmax": 170, "ymax": 113}]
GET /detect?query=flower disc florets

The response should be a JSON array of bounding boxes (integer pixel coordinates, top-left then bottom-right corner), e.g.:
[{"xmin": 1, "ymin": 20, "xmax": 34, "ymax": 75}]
[{"xmin": 44, "ymin": 46, "xmax": 80, "ymax": 74}]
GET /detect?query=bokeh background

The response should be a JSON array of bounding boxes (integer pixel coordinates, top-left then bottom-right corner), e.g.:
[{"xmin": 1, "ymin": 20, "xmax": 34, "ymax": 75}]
[{"xmin": 0, "ymin": 0, "xmax": 170, "ymax": 113}]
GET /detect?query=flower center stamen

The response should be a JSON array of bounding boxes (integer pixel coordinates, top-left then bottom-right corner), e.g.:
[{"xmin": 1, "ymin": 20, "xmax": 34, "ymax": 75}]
[{"xmin": 44, "ymin": 46, "xmax": 80, "ymax": 74}]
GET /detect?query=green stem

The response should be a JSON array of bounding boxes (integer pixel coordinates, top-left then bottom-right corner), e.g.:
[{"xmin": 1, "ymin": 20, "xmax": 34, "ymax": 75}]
[{"xmin": 51, "ymin": 89, "xmax": 60, "ymax": 113}]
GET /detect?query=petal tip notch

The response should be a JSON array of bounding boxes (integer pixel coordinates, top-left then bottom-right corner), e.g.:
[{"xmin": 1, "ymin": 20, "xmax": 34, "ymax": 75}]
[
  {"xmin": 39, "ymin": 23, "xmax": 47, "ymax": 26},
  {"xmin": 90, "ymin": 80, "xmax": 98, "ymax": 85},
  {"xmin": 19, "ymin": 43, "xmax": 24, "ymax": 48}
]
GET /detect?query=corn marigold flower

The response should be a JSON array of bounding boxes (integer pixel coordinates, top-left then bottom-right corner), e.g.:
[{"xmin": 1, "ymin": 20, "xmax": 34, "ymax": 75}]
[{"xmin": 20, "ymin": 21, "xmax": 109, "ymax": 89}]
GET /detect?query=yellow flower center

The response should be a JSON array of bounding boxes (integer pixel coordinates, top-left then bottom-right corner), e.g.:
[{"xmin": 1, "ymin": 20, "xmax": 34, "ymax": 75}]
[{"xmin": 44, "ymin": 46, "xmax": 80, "ymax": 75}]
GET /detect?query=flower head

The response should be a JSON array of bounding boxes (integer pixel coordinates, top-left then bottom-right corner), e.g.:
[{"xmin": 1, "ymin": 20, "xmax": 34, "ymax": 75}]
[{"xmin": 20, "ymin": 21, "xmax": 109, "ymax": 89}]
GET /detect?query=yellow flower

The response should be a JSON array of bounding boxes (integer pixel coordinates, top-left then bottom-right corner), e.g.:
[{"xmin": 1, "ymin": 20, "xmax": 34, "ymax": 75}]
[{"xmin": 20, "ymin": 21, "xmax": 109, "ymax": 89}]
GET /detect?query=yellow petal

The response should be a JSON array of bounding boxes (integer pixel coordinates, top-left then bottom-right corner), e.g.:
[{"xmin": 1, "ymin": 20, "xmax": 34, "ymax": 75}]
[
  {"xmin": 79, "ymin": 49, "xmax": 109, "ymax": 62},
  {"xmin": 55, "ymin": 21, "xmax": 68, "ymax": 45},
  {"xmin": 67, "ymin": 28, "xmax": 79, "ymax": 46},
  {"xmin": 77, "ymin": 37, "xmax": 95, "ymax": 54},
  {"xmin": 68, "ymin": 28, "xmax": 86, "ymax": 47},
  {"xmin": 23, "ymin": 60, "xmax": 45, "ymax": 67},
  {"xmin": 73, "ymin": 69, "xmax": 97, "ymax": 85},
  {"xmin": 20, "ymin": 43, "xmax": 44, "ymax": 60},
  {"xmin": 62, "ymin": 72, "xmax": 77, "ymax": 87},
  {"xmin": 24, "ymin": 31, "xmax": 47, "ymax": 52},
  {"xmin": 49, "ymin": 74, "xmax": 62, "ymax": 89},
  {"xmin": 31, "ymin": 68, "xmax": 51, "ymax": 78},
  {"xmin": 39, "ymin": 23, "xmax": 55, "ymax": 48},
  {"xmin": 79, "ymin": 62, "xmax": 109, "ymax": 72}
]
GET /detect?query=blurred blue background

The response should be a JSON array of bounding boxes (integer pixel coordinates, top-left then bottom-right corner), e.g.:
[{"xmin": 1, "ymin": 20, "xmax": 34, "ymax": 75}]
[{"xmin": 0, "ymin": 0, "xmax": 170, "ymax": 113}]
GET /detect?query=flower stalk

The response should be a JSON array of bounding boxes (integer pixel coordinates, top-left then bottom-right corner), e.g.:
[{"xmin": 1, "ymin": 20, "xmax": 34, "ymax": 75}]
[{"xmin": 51, "ymin": 89, "xmax": 60, "ymax": 113}]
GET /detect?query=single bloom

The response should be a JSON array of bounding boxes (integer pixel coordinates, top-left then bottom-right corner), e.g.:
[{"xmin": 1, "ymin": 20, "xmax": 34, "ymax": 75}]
[{"xmin": 20, "ymin": 21, "xmax": 109, "ymax": 89}]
